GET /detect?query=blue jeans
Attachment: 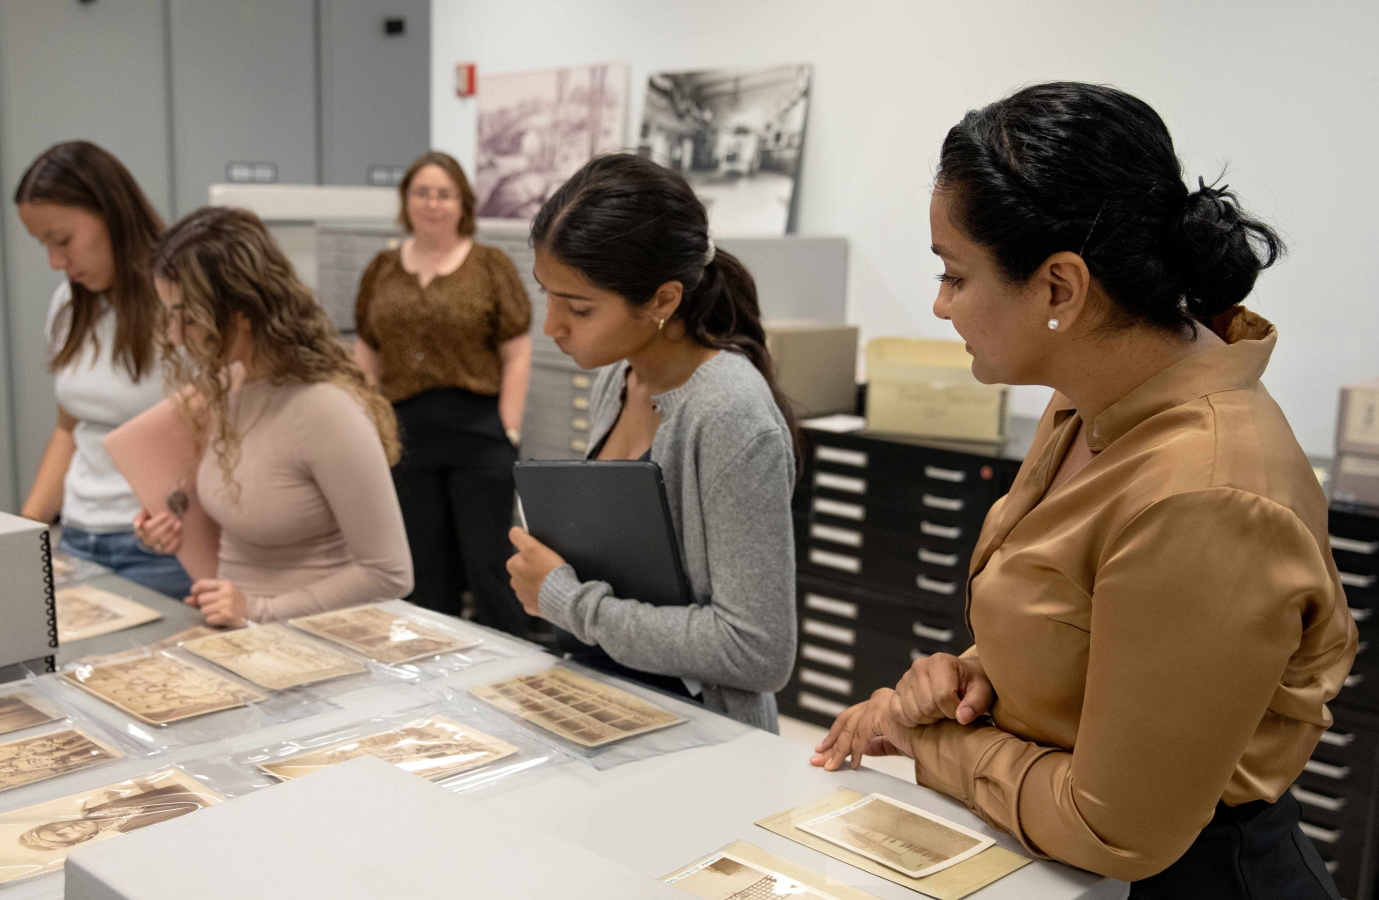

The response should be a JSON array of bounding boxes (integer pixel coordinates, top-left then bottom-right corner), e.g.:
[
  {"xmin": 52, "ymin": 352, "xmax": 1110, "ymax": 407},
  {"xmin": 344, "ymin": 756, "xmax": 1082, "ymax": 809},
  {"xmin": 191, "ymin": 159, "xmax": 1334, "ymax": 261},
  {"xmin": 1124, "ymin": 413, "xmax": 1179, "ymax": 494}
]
[{"xmin": 59, "ymin": 526, "xmax": 194, "ymax": 599}]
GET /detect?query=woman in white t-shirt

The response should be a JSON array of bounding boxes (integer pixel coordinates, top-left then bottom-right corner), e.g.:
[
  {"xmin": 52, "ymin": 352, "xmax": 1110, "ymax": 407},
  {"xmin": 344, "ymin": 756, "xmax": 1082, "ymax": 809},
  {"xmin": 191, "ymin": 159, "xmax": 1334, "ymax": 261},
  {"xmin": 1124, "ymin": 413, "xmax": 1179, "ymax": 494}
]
[{"xmin": 13, "ymin": 141, "xmax": 192, "ymax": 598}]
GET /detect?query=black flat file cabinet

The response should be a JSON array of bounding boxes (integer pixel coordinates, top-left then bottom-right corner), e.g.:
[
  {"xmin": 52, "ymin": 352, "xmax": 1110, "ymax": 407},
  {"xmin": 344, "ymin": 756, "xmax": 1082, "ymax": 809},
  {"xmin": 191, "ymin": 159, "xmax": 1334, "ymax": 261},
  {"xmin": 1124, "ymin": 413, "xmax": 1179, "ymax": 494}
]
[{"xmin": 777, "ymin": 424, "xmax": 1379, "ymax": 899}]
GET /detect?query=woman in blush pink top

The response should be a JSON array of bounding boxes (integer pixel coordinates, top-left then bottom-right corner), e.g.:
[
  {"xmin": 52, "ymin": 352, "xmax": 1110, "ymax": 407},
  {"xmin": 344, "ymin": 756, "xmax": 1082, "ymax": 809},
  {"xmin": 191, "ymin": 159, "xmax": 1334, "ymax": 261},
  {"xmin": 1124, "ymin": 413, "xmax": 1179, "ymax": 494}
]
[{"xmin": 136, "ymin": 206, "xmax": 412, "ymax": 625}]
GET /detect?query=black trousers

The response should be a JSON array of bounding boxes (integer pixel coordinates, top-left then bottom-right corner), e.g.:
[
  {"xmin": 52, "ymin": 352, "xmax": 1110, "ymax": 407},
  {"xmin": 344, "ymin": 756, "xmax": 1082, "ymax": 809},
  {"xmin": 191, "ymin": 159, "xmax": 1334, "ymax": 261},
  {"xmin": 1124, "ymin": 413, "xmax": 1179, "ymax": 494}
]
[
  {"xmin": 1129, "ymin": 793, "xmax": 1340, "ymax": 899},
  {"xmin": 392, "ymin": 461, "xmax": 530, "ymax": 637}
]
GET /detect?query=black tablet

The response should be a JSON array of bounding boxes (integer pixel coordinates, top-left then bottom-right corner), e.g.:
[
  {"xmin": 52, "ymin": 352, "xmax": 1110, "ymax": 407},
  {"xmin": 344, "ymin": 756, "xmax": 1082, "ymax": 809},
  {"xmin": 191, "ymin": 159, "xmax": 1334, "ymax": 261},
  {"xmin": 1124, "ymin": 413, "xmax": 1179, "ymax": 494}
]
[{"xmin": 513, "ymin": 460, "xmax": 693, "ymax": 608}]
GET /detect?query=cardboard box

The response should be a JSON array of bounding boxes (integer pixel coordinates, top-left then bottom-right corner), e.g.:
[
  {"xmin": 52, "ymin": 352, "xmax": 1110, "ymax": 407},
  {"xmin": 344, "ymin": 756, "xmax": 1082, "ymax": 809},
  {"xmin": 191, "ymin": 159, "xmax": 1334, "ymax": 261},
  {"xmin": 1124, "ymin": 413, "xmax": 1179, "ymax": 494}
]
[
  {"xmin": 864, "ymin": 338, "xmax": 1007, "ymax": 442},
  {"xmin": 66, "ymin": 755, "xmax": 684, "ymax": 900},
  {"xmin": 0, "ymin": 512, "xmax": 54, "ymax": 678},
  {"xmin": 765, "ymin": 321, "xmax": 859, "ymax": 416}
]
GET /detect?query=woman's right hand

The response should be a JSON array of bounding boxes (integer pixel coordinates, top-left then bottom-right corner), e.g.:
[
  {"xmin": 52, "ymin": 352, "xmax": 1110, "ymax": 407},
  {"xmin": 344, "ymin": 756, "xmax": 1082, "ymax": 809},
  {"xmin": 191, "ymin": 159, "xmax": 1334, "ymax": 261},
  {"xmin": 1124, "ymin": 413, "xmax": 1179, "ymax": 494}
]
[
  {"xmin": 133, "ymin": 510, "xmax": 182, "ymax": 556},
  {"xmin": 889, "ymin": 652, "xmax": 996, "ymax": 727}
]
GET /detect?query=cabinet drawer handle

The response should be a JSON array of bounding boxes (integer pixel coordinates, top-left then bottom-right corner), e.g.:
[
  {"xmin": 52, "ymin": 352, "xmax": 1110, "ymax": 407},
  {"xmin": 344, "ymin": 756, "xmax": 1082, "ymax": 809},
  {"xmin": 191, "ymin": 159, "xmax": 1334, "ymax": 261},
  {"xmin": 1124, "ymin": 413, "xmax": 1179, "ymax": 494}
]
[
  {"xmin": 924, "ymin": 465, "xmax": 967, "ymax": 483},
  {"xmin": 810, "ymin": 524, "xmax": 863, "ymax": 548},
  {"xmin": 920, "ymin": 521, "xmax": 962, "ymax": 540},
  {"xmin": 1319, "ymin": 730, "xmax": 1356, "ymax": 748},
  {"xmin": 809, "ymin": 549, "xmax": 861, "ymax": 574},
  {"xmin": 917, "ymin": 576, "xmax": 958, "ymax": 596},
  {"xmin": 910, "ymin": 649, "xmax": 930, "ymax": 662},
  {"xmin": 798, "ymin": 691, "xmax": 847, "ymax": 717},
  {"xmin": 1344, "ymin": 674, "xmax": 1364, "ymax": 689},
  {"xmin": 1350, "ymin": 607, "xmax": 1370, "ymax": 622},
  {"xmin": 802, "ymin": 618, "xmax": 856, "ymax": 646},
  {"xmin": 1331, "ymin": 535, "xmax": 1379, "ymax": 555},
  {"xmin": 816, "ymin": 472, "xmax": 867, "ymax": 495},
  {"xmin": 571, "ymin": 374, "xmax": 591, "ymax": 389},
  {"xmin": 913, "ymin": 621, "xmax": 956, "ymax": 643},
  {"xmin": 1324, "ymin": 859, "xmax": 1339, "ymax": 874},
  {"xmin": 1340, "ymin": 571, "xmax": 1377, "ymax": 589},
  {"xmin": 813, "ymin": 498, "xmax": 865, "ymax": 521},
  {"xmin": 801, "ymin": 643, "xmax": 855, "ymax": 670},
  {"xmin": 1303, "ymin": 759, "xmax": 1351, "ymax": 781},
  {"xmin": 804, "ymin": 593, "xmax": 859, "ymax": 619},
  {"xmin": 1299, "ymin": 822, "xmax": 1342, "ymax": 845},
  {"xmin": 799, "ymin": 667, "xmax": 853, "ymax": 696},
  {"xmin": 919, "ymin": 549, "xmax": 959, "ymax": 567},
  {"xmin": 922, "ymin": 494, "xmax": 964, "ymax": 512},
  {"xmin": 1291, "ymin": 785, "xmax": 1347, "ymax": 812},
  {"xmin": 816, "ymin": 446, "xmax": 868, "ymax": 468}
]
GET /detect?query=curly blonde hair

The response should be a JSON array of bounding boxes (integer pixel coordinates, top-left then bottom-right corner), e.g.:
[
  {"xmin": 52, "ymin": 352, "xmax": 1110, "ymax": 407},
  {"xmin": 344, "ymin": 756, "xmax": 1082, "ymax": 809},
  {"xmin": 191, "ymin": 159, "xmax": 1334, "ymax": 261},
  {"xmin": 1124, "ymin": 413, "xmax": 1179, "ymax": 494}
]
[{"xmin": 154, "ymin": 207, "xmax": 400, "ymax": 499}]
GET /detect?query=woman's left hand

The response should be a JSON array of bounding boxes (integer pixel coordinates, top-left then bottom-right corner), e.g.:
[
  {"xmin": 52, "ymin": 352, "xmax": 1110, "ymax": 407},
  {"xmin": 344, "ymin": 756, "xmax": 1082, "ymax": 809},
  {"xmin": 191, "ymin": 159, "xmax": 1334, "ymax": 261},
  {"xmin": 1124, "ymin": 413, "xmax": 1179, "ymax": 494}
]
[
  {"xmin": 186, "ymin": 579, "xmax": 248, "ymax": 626},
  {"xmin": 810, "ymin": 688, "xmax": 917, "ymax": 771},
  {"xmin": 506, "ymin": 528, "xmax": 566, "ymax": 617}
]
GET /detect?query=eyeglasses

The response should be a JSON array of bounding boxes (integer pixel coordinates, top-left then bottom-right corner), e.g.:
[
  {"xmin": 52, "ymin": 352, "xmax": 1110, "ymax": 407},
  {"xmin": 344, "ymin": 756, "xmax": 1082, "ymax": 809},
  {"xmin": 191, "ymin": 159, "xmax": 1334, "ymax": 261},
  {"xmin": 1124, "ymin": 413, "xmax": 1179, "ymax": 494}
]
[{"xmin": 408, "ymin": 187, "xmax": 459, "ymax": 204}]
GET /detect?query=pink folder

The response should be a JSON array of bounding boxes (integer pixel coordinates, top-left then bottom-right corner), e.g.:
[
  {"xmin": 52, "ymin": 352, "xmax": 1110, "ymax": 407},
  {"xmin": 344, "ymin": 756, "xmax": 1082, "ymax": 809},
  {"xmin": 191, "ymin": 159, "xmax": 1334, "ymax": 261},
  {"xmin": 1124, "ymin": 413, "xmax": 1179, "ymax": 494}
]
[{"xmin": 104, "ymin": 397, "xmax": 221, "ymax": 582}]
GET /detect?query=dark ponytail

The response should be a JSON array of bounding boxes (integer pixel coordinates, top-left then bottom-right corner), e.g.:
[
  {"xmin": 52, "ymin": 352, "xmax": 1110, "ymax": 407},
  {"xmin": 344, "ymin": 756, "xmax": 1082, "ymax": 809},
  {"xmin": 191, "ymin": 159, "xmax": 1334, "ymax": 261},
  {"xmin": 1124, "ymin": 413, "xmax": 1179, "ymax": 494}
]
[
  {"xmin": 936, "ymin": 82, "xmax": 1283, "ymax": 333},
  {"xmin": 531, "ymin": 153, "xmax": 799, "ymax": 466}
]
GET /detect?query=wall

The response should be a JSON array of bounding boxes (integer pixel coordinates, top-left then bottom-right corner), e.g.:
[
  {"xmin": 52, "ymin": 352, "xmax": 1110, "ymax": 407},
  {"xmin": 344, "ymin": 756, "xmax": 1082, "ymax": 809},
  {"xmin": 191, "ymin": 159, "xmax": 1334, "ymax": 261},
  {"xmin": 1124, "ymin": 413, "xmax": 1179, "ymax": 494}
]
[{"xmin": 430, "ymin": 0, "xmax": 1379, "ymax": 458}]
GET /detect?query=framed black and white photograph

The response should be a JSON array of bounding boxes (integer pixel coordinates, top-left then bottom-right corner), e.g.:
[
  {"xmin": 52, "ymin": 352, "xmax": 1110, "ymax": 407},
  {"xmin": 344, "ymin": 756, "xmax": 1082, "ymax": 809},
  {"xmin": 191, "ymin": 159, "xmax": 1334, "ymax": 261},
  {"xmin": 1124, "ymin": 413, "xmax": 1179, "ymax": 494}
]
[{"xmin": 638, "ymin": 65, "xmax": 812, "ymax": 235}]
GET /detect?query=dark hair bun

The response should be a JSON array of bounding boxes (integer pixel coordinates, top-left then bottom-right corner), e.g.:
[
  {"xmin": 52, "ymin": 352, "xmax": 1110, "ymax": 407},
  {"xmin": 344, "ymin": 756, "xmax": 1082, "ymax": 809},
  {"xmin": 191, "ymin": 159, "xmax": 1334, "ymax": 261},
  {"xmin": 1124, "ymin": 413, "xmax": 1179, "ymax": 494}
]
[{"xmin": 1166, "ymin": 179, "xmax": 1283, "ymax": 321}]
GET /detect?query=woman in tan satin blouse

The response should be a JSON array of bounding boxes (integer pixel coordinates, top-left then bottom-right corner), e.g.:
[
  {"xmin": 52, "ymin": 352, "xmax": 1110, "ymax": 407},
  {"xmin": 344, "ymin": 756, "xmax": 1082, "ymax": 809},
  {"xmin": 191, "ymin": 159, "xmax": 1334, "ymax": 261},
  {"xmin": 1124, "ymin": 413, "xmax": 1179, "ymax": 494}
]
[{"xmin": 813, "ymin": 83, "xmax": 1356, "ymax": 898}]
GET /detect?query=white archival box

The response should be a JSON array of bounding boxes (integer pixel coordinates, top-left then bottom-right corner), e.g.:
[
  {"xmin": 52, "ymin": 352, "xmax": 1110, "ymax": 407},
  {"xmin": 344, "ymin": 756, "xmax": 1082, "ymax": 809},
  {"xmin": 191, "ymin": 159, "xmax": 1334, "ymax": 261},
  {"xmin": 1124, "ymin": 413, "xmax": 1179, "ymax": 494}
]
[
  {"xmin": 65, "ymin": 755, "xmax": 684, "ymax": 900},
  {"xmin": 0, "ymin": 512, "xmax": 54, "ymax": 676}
]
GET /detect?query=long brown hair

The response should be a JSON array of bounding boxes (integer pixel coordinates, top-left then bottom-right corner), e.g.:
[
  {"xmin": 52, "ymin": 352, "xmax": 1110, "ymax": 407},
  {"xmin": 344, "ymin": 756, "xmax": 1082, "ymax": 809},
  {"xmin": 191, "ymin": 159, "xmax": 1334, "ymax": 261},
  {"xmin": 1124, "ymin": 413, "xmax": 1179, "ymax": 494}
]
[
  {"xmin": 396, "ymin": 151, "xmax": 477, "ymax": 236},
  {"xmin": 14, "ymin": 141, "xmax": 163, "ymax": 380},
  {"xmin": 154, "ymin": 207, "xmax": 401, "ymax": 497}
]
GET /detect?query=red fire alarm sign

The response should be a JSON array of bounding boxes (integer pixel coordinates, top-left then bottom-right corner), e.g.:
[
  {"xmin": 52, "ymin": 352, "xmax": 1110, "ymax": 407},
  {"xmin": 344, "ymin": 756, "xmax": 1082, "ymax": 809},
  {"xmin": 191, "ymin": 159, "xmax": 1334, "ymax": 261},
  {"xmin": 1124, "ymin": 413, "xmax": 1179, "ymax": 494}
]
[{"xmin": 455, "ymin": 63, "xmax": 476, "ymax": 97}]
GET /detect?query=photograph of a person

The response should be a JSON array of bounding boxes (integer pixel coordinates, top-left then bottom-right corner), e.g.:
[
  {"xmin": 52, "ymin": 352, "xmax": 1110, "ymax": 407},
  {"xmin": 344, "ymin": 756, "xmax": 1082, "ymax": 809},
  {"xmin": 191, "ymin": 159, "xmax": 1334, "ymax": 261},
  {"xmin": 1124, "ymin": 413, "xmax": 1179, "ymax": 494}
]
[
  {"xmin": 798, "ymin": 794, "xmax": 992, "ymax": 879},
  {"xmin": 471, "ymin": 667, "xmax": 684, "ymax": 748},
  {"xmin": 638, "ymin": 65, "xmax": 811, "ymax": 236},
  {"xmin": 182, "ymin": 624, "xmax": 366, "ymax": 691},
  {"xmin": 474, "ymin": 63, "xmax": 628, "ymax": 220},
  {"xmin": 258, "ymin": 715, "xmax": 518, "ymax": 782},
  {"xmin": 664, "ymin": 850, "xmax": 845, "ymax": 900},
  {"xmin": 0, "ymin": 728, "xmax": 123, "ymax": 794},
  {"xmin": 0, "ymin": 694, "xmax": 61, "ymax": 737},
  {"xmin": 0, "ymin": 768, "xmax": 223, "ymax": 885},
  {"xmin": 55, "ymin": 585, "xmax": 162, "ymax": 643},
  {"xmin": 288, "ymin": 604, "xmax": 478, "ymax": 664},
  {"xmin": 63, "ymin": 653, "xmax": 261, "ymax": 725}
]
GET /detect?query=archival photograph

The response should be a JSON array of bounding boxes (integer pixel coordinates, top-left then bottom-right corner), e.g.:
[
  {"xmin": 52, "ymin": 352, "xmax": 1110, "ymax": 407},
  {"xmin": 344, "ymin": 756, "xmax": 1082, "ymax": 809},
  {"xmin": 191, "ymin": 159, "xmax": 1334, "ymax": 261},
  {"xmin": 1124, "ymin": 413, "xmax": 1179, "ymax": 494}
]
[
  {"xmin": 474, "ymin": 63, "xmax": 628, "ymax": 220},
  {"xmin": 182, "ymin": 624, "xmax": 366, "ymax": 691},
  {"xmin": 55, "ymin": 585, "xmax": 162, "ymax": 644},
  {"xmin": 289, "ymin": 604, "xmax": 479, "ymax": 664},
  {"xmin": 470, "ymin": 666, "xmax": 684, "ymax": 748},
  {"xmin": 0, "ymin": 768, "xmax": 223, "ymax": 886},
  {"xmin": 259, "ymin": 714, "xmax": 519, "ymax": 782},
  {"xmin": 638, "ymin": 65, "xmax": 812, "ymax": 235},
  {"xmin": 0, "ymin": 728, "xmax": 123, "ymax": 794},
  {"xmin": 798, "ymin": 793, "xmax": 993, "ymax": 879},
  {"xmin": 63, "ymin": 653, "xmax": 261, "ymax": 725},
  {"xmin": 664, "ymin": 850, "xmax": 846, "ymax": 900},
  {"xmin": 147, "ymin": 625, "xmax": 226, "ymax": 652},
  {"xmin": 0, "ymin": 693, "xmax": 61, "ymax": 737}
]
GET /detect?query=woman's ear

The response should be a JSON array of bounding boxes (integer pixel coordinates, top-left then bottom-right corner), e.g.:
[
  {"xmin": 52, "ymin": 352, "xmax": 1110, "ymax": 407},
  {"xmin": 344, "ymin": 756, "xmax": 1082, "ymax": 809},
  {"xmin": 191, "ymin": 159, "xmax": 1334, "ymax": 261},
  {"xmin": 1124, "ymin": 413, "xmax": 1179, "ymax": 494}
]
[
  {"xmin": 1038, "ymin": 251, "xmax": 1092, "ymax": 331},
  {"xmin": 646, "ymin": 280, "xmax": 684, "ymax": 327}
]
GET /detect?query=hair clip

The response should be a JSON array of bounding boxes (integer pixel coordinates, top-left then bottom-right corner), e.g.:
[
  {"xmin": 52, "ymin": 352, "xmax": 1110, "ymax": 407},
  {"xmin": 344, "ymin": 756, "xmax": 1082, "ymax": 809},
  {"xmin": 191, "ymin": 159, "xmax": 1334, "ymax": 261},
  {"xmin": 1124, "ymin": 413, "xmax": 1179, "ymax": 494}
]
[{"xmin": 703, "ymin": 235, "xmax": 716, "ymax": 267}]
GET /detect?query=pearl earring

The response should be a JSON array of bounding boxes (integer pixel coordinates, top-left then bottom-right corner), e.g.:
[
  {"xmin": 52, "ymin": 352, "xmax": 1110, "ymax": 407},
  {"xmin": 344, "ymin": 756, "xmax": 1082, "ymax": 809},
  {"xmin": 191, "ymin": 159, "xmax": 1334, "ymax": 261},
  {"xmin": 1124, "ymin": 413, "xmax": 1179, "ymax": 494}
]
[
  {"xmin": 1048, "ymin": 318, "xmax": 1060, "ymax": 330},
  {"xmin": 657, "ymin": 318, "xmax": 666, "ymax": 332}
]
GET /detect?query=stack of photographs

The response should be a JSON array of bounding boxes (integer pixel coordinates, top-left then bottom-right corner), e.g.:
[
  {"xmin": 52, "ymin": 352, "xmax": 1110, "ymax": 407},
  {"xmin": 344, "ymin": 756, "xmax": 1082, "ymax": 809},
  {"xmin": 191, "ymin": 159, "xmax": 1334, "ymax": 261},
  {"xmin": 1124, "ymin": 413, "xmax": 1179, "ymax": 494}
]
[
  {"xmin": 471, "ymin": 667, "xmax": 685, "ymax": 748},
  {"xmin": 796, "ymin": 793, "xmax": 993, "ymax": 879},
  {"xmin": 55, "ymin": 585, "xmax": 161, "ymax": 644},
  {"xmin": 289, "ymin": 603, "xmax": 480, "ymax": 665},
  {"xmin": 181, "ymin": 625, "xmax": 365, "ymax": 691}
]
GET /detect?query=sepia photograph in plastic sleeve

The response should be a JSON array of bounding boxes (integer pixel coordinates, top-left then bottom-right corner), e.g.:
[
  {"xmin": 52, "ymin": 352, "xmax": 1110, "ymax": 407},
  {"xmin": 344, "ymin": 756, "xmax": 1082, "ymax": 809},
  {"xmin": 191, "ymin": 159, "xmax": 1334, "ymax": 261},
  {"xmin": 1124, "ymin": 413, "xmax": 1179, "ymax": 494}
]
[
  {"xmin": 798, "ymin": 793, "xmax": 995, "ymax": 880},
  {"xmin": 60, "ymin": 650, "xmax": 264, "ymax": 726},
  {"xmin": 288, "ymin": 602, "xmax": 481, "ymax": 665},
  {"xmin": 54, "ymin": 585, "xmax": 162, "ymax": 644},
  {"xmin": 0, "ymin": 728, "xmax": 125, "ymax": 794},
  {"xmin": 665, "ymin": 851, "xmax": 844, "ymax": 900},
  {"xmin": 146, "ymin": 625, "xmax": 230, "ymax": 652},
  {"xmin": 257, "ymin": 715, "xmax": 518, "ymax": 782},
  {"xmin": 0, "ymin": 767, "xmax": 224, "ymax": 887},
  {"xmin": 0, "ymin": 692, "xmax": 62, "ymax": 739},
  {"xmin": 180, "ymin": 624, "xmax": 367, "ymax": 691},
  {"xmin": 49, "ymin": 551, "xmax": 109, "ymax": 588}
]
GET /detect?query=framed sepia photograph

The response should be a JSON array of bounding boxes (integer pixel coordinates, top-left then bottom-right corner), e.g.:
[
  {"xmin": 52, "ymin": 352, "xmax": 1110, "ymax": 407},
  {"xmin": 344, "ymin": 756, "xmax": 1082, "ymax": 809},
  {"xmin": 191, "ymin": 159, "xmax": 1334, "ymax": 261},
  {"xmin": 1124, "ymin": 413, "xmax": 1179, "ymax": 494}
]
[
  {"xmin": 0, "ymin": 693, "xmax": 62, "ymax": 738},
  {"xmin": 664, "ymin": 849, "xmax": 846, "ymax": 900},
  {"xmin": 62, "ymin": 653, "xmax": 262, "ymax": 725},
  {"xmin": 258, "ymin": 715, "xmax": 519, "ymax": 782},
  {"xmin": 0, "ymin": 768, "xmax": 223, "ymax": 886},
  {"xmin": 182, "ymin": 624, "xmax": 366, "ymax": 691},
  {"xmin": 289, "ymin": 604, "xmax": 479, "ymax": 664},
  {"xmin": 0, "ymin": 728, "xmax": 123, "ymax": 794},
  {"xmin": 798, "ymin": 793, "xmax": 994, "ymax": 879},
  {"xmin": 470, "ymin": 666, "xmax": 685, "ymax": 748},
  {"xmin": 55, "ymin": 585, "xmax": 162, "ymax": 644}
]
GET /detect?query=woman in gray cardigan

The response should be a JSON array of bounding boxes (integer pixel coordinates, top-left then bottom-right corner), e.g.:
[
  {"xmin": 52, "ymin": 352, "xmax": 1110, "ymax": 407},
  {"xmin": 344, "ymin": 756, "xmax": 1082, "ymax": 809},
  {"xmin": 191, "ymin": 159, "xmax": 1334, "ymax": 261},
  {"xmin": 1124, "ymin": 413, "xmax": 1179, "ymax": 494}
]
[{"xmin": 506, "ymin": 154, "xmax": 798, "ymax": 732}]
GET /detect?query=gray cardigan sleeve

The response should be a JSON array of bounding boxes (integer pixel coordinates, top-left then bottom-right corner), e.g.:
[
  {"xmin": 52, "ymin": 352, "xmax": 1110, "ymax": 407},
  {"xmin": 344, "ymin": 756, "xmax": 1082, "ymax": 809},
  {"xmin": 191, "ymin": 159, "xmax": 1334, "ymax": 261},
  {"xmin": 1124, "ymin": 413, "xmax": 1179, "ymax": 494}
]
[{"xmin": 537, "ymin": 430, "xmax": 797, "ymax": 694}]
